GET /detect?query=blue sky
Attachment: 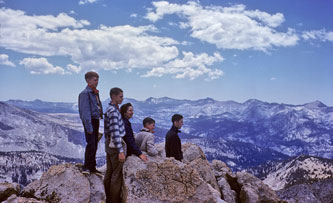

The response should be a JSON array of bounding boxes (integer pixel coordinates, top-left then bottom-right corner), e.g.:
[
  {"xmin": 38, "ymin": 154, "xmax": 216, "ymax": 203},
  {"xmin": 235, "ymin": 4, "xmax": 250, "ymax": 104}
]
[{"xmin": 0, "ymin": 0, "xmax": 332, "ymax": 106}]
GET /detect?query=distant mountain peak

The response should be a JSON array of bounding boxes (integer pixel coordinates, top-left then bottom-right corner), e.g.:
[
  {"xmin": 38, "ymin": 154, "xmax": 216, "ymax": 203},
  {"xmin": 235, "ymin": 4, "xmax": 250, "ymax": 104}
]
[
  {"xmin": 262, "ymin": 155, "xmax": 333, "ymax": 190},
  {"xmin": 304, "ymin": 100, "xmax": 327, "ymax": 109},
  {"xmin": 244, "ymin": 99, "xmax": 263, "ymax": 104}
]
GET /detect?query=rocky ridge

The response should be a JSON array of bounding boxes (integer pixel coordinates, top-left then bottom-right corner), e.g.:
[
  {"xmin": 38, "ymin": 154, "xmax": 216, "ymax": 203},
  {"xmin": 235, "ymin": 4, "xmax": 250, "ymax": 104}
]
[{"xmin": 0, "ymin": 143, "xmax": 284, "ymax": 203}]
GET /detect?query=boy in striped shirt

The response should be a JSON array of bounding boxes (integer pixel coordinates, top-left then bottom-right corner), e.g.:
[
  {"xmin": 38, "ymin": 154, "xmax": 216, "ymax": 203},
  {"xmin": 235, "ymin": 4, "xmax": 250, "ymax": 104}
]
[{"xmin": 104, "ymin": 87, "xmax": 125, "ymax": 203}]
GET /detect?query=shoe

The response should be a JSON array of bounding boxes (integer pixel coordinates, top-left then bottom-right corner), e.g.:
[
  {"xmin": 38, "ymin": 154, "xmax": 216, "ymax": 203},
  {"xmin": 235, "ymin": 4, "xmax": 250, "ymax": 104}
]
[
  {"xmin": 90, "ymin": 168, "xmax": 103, "ymax": 177},
  {"xmin": 90, "ymin": 168, "xmax": 102, "ymax": 174},
  {"xmin": 82, "ymin": 167, "xmax": 90, "ymax": 175}
]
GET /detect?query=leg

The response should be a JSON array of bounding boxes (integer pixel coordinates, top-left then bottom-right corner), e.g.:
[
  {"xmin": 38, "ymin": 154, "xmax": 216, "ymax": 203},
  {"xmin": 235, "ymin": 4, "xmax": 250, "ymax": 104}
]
[
  {"xmin": 83, "ymin": 120, "xmax": 98, "ymax": 170},
  {"xmin": 104, "ymin": 152, "xmax": 113, "ymax": 203},
  {"xmin": 104, "ymin": 149, "xmax": 124, "ymax": 203},
  {"xmin": 92, "ymin": 119, "xmax": 99, "ymax": 169},
  {"xmin": 110, "ymin": 151, "xmax": 124, "ymax": 203}
]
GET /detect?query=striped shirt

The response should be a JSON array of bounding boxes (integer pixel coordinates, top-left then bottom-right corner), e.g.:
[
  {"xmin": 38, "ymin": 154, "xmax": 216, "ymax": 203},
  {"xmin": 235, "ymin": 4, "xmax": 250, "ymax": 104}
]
[{"xmin": 104, "ymin": 103, "xmax": 125, "ymax": 153}]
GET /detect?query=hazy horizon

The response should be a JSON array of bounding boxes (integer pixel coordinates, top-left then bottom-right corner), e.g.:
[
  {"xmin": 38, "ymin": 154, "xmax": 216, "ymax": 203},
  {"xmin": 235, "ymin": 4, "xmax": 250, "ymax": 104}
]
[{"xmin": 2, "ymin": 96, "xmax": 330, "ymax": 107}]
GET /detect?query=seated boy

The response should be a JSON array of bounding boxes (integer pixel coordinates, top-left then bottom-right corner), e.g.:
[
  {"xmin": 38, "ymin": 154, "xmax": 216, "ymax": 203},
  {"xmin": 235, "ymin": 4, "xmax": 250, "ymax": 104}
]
[{"xmin": 135, "ymin": 117, "xmax": 159, "ymax": 156}]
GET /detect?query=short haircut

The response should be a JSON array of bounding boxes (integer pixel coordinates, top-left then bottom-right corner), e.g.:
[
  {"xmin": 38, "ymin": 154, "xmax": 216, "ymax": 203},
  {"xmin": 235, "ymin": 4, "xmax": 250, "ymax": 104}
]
[
  {"xmin": 143, "ymin": 117, "xmax": 155, "ymax": 127},
  {"xmin": 172, "ymin": 114, "xmax": 183, "ymax": 123},
  {"xmin": 120, "ymin": 103, "xmax": 132, "ymax": 118},
  {"xmin": 85, "ymin": 71, "xmax": 99, "ymax": 81},
  {"xmin": 110, "ymin": 87, "xmax": 123, "ymax": 98}
]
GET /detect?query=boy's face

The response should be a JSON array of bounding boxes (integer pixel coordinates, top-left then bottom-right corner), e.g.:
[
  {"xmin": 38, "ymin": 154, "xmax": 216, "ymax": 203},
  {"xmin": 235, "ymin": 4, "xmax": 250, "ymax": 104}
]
[
  {"xmin": 112, "ymin": 92, "xmax": 124, "ymax": 105},
  {"xmin": 174, "ymin": 118, "xmax": 183, "ymax": 129},
  {"xmin": 87, "ymin": 77, "xmax": 99, "ymax": 88},
  {"xmin": 145, "ymin": 122, "xmax": 155, "ymax": 133}
]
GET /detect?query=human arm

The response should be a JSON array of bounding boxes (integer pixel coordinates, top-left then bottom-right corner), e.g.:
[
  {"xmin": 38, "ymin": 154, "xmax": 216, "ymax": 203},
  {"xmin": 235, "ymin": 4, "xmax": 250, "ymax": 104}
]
[
  {"xmin": 122, "ymin": 120, "xmax": 142, "ymax": 157},
  {"xmin": 107, "ymin": 109, "xmax": 124, "ymax": 153},
  {"xmin": 78, "ymin": 91, "xmax": 93, "ymax": 133},
  {"xmin": 118, "ymin": 152, "xmax": 126, "ymax": 162},
  {"xmin": 146, "ymin": 134, "xmax": 158, "ymax": 156}
]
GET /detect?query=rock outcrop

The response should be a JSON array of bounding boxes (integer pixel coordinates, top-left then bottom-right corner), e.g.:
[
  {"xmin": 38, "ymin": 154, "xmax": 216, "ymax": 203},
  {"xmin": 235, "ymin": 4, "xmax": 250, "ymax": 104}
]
[
  {"xmin": 1, "ymin": 143, "xmax": 284, "ymax": 203},
  {"xmin": 22, "ymin": 163, "xmax": 105, "ymax": 203},
  {"xmin": 3, "ymin": 194, "xmax": 47, "ymax": 203},
  {"xmin": 122, "ymin": 156, "xmax": 223, "ymax": 202},
  {"xmin": 0, "ymin": 182, "xmax": 20, "ymax": 202},
  {"xmin": 122, "ymin": 143, "xmax": 283, "ymax": 203}
]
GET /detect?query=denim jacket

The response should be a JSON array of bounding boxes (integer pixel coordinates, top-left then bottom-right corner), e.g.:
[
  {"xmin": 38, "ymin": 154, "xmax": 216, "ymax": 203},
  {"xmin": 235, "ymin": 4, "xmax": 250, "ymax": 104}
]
[{"xmin": 78, "ymin": 85, "xmax": 103, "ymax": 133}]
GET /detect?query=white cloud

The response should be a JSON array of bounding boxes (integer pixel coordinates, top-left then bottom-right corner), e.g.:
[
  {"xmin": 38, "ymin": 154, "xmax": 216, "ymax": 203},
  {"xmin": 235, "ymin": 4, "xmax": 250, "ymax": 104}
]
[
  {"xmin": 69, "ymin": 10, "xmax": 77, "ymax": 15},
  {"xmin": 0, "ymin": 7, "xmax": 224, "ymax": 80},
  {"xmin": 79, "ymin": 0, "xmax": 97, "ymax": 5},
  {"xmin": 302, "ymin": 29, "xmax": 333, "ymax": 42},
  {"xmin": 67, "ymin": 64, "xmax": 81, "ymax": 73},
  {"xmin": 145, "ymin": 1, "xmax": 299, "ymax": 51},
  {"xmin": 270, "ymin": 77, "xmax": 277, "ymax": 81},
  {"xmin": 0, "ymin": 54, "xmax": 16, "ymax": 67},
  {"xmin": 0, "ymin": 8, "xmax": 89, "ymax": 31},
  {"xmin": 142, "ymin": 51, "xmax": 223, "ymax": 80},
  {"xmin": 181, "ymin": 41, "xmax": 192, "ymax": 46},
  {"xmin": 19, "ymin": 57, "xmax": 67, "ymax": 75},
  {"xmin": 130, "ymin": 13, "xmax": 138, "ymax": 18}
]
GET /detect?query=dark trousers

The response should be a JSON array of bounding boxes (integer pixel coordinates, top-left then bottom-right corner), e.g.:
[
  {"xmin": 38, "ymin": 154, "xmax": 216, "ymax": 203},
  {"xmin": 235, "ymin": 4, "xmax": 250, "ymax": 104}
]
[
  {"xmin": 104, "ymin": 148, "xmax": 125, "ymax": 203},
  {"xmin": 83, "ymin": 119, "xmax": 99, "ymax": 170}
]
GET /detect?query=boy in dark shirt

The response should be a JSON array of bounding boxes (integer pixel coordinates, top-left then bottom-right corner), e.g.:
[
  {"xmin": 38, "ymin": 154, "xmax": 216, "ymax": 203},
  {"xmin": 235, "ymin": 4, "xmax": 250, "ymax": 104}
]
[{"xmin": 165, "ymin": 114, "xmax": 183, "ymax": 161}]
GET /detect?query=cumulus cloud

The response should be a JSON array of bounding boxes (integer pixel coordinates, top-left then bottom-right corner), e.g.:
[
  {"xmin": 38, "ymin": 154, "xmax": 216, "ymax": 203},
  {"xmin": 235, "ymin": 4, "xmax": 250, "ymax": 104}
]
[
  {"xmin": 145, "ymin": 1, "xmax": 299, "ymax": 51},
  {"xmin": 0, "ymin": 8, "xmax": 89, "ymax": 32},
  {"xmin": 67, "ymin": 64, "xmax": 81, "ymax": 73},
  {"xmin": 79, "ymin": 0, "xmax": 97, "ymax": 5},
  {"xmin": 19, "ymin": 57, "xmax": 67, "ymax": 75},
  {"xmin": 302, "ymin": 29, "xmax": 333, "ymax": 42},
  {"xmin": 0, "ymin": 54, "xmax": 16, "ymax": 67},
  {"xmin": 0, "ymin": 7, "xmax": 225, "ymax": 80},
  {"xmin": 142, "ymin": 51, "xmax": 223, "ymax": 80}
]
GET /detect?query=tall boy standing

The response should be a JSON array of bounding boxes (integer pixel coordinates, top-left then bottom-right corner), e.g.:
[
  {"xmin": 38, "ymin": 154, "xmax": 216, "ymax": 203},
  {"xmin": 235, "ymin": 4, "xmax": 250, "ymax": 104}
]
[{"xmin": 78, "ymin": 71, "xmax": 103, "ymax": 174}]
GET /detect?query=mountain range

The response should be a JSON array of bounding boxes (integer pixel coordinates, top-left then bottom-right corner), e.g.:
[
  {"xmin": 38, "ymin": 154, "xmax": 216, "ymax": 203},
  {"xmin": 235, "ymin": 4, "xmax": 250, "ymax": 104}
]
[
  {"xmin": 1, "ymin": 97, "xmax": 332, "ymax": 202},
  {"xmin": 2, "ymin": 97, "xmax": 333, "ymax": 169}
]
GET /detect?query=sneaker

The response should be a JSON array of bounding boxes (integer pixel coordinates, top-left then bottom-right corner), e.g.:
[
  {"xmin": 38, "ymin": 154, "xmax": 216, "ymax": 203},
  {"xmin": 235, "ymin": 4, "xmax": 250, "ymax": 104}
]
[{"xmin": 82, "ymin": 167, "xmax": 90, "ymax": 175}]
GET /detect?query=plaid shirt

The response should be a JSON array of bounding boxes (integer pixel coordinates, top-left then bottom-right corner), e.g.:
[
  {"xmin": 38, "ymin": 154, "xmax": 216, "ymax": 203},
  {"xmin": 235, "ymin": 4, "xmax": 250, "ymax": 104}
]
[{"xmin": 104, "ymin": 103, "xmax": 125, "ymax": 153}]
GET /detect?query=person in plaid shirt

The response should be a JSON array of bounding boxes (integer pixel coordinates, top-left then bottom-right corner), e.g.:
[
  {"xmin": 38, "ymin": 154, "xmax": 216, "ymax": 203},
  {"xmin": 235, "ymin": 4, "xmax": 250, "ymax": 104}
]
[{"xmin": 104, "ymin": 87, "xmax": 125, "ymax": 203}]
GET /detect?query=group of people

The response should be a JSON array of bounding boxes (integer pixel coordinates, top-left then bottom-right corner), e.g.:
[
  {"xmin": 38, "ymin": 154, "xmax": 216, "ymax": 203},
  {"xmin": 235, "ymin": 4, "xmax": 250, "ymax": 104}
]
[{"xmin": 78, "ymin": 71, "xmax": 184, "ymax": 203}]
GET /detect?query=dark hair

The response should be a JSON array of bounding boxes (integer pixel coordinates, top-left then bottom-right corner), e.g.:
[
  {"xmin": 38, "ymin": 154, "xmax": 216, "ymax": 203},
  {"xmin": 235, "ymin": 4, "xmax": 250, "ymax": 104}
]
[
  {"xmin": 172, "ymin": 114, "xmax": 183, "ymax": 123},
  {"xmin": 143, "ymin": 117, "xmax": 155, "ymax": 127},
  {"xmin": 85, "ymin": 71, "xmax": 99, "ymax": 81},
  {"xmin": 120, "ymin": 103, "xmax": 132, "ymax": 118},
  {"xmin": 110, "ymin": 87, "xmax": 123, "ymax": 98}
]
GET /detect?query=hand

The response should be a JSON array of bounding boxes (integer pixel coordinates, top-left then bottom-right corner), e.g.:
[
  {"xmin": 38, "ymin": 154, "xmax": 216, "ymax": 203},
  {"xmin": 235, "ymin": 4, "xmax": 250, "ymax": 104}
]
[
  {"xmin": 139, "ymin": 154, "xmax": 148, "ymax": 162},
  {"xmin": 97, "ymin": 132, "xmax": 103, "ymax": 142},
  {"xmin": 118, "ymin": 152, "xmax": 126, "ymax": 163}
]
